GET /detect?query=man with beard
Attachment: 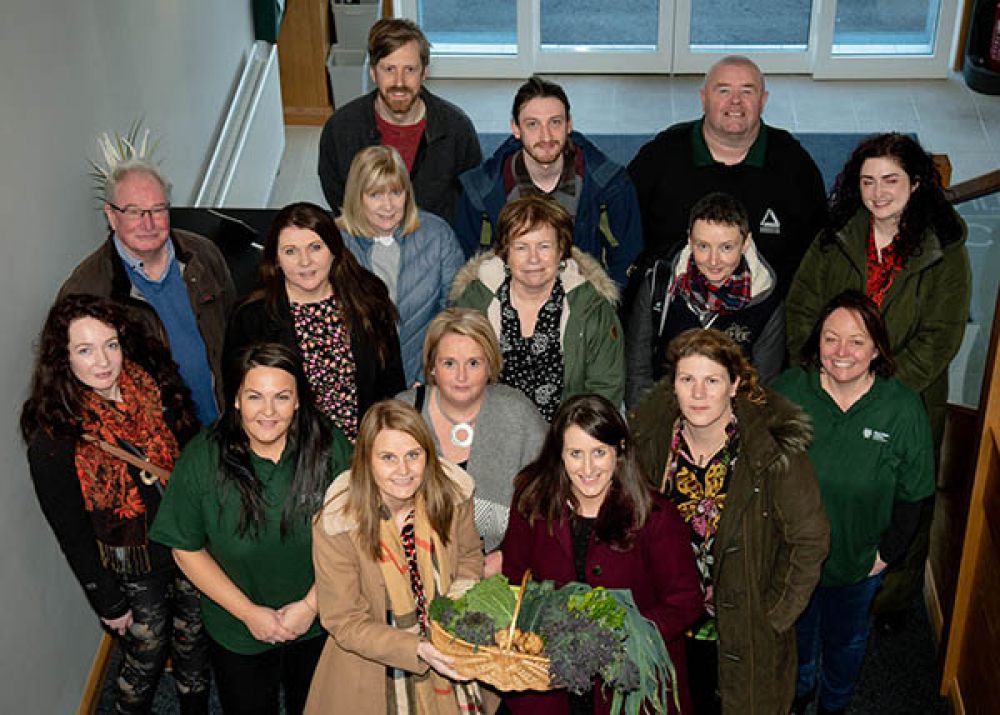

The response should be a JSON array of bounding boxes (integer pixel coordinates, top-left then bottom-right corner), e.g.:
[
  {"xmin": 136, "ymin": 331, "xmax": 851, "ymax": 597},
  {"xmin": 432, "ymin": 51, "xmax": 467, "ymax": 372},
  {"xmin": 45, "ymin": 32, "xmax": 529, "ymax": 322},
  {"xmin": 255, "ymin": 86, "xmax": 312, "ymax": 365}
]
[
  {"xmin": 318, "ymin": 18, "xmax": 481, "ymax": 226},
  {"xmin": 628, "ymin": 56, "xmax": 826, "ymax": 299},
  {"xmin": 454, "ymin": 76, "xmax": 642, "ymax": 288}
]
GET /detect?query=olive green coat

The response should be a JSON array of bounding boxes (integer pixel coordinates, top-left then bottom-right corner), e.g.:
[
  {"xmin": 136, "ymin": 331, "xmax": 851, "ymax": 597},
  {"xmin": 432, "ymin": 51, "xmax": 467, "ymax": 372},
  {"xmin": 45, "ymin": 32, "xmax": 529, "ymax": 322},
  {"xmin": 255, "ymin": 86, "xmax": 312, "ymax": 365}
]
[
  {"xmin": 450, "ymin": 248, "xmax": 625, "ymax": 407},
  {"xmin": 785, "ymin": 208, "xmax": 971, "ymax": 446},
  {"xmin": 629, "ymin": 385, "xmax": 830, "ymax": 715}
]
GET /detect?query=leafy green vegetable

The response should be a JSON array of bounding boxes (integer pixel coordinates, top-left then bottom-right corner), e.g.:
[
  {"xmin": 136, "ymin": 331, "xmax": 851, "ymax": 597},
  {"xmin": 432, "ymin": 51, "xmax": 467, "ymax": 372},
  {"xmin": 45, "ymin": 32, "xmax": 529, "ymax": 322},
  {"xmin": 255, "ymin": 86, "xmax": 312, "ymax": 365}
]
[
  {"xmin": 464, "ymin": 575, "xmax": 517, "ymax": 630},
  {"xmin": 429, "ymin": 595, "xmax": 461, "ymax": 630},
  {"xmin": 513, "ymin": 579, "xmax": 557, "ymax": 633},
  {"xmin": 430, "ymin": 576, "xmax": 677, "ymax": 715},
  {"xmin": 603, "ymin": 589, "xmax": 678, "ymax": 715},
  {"xmin": 568, "ymin": 587, "xmax": 626, "ymax": 630}
]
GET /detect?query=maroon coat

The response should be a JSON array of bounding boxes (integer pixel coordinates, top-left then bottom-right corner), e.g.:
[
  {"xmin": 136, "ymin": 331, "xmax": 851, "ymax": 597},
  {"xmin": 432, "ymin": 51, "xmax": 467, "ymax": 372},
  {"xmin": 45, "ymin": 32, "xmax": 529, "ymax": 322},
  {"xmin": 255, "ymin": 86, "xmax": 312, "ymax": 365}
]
[{"xmin": 501, "ymin": 487, "xmax": 703, "ymax": 715}]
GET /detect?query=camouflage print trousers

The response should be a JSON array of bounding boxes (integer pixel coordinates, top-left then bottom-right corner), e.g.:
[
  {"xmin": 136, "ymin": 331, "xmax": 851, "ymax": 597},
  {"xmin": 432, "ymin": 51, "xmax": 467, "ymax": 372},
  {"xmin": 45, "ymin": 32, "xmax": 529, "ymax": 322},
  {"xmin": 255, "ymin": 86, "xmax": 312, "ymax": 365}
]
[{"xmin": 115, "ymin": 570, "xmax": 210, "ymax": 714}]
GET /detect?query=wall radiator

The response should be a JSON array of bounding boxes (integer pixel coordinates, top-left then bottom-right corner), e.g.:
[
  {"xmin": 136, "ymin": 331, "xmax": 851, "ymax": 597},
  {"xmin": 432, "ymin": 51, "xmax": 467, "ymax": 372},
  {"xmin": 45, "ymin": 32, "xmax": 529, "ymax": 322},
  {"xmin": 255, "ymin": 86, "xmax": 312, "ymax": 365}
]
[{"xmin": 194, "ymin": 41, "xmax": 284, "ymax": 207}]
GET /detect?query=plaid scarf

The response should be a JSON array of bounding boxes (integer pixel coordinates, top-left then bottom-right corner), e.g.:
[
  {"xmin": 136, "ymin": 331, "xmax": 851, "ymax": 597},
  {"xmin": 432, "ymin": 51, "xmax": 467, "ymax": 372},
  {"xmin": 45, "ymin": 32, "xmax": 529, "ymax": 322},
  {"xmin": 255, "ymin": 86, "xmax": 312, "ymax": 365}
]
[
  {"xmin": 674, "ymin": 252, "xmax": 753, "ymax": 319},
  {"xmin": 378, "ymin": 497, "xmax": 483, "ymax": 715},
  {"xmin": 865, "ymin": 217, "xmax": 907, "ymax": 307},
  {"xmin": 75, "ymin": 360, "xmax": 179, "ymax": 577}
]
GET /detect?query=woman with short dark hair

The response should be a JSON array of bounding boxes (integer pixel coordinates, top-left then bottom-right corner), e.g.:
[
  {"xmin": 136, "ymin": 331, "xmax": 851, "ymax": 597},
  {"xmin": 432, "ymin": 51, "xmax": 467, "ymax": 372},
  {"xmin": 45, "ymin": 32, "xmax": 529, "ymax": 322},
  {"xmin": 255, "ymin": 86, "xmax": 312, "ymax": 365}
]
[
  {"xmin": 150, "ymin": 343, "xmax": 353, "ymax": 715},
  {"xmin": 21, "ymin": 294, "xmax": 209, "ymax": 714}
]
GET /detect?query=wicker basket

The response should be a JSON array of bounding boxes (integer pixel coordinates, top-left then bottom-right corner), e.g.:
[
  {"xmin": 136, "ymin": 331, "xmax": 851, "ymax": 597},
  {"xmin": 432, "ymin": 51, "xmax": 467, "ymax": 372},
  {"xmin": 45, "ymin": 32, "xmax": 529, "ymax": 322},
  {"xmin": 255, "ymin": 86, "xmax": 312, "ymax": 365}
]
[{"xmin": 429, "ymin": 571, "xmax": 553, "ymax": 692}]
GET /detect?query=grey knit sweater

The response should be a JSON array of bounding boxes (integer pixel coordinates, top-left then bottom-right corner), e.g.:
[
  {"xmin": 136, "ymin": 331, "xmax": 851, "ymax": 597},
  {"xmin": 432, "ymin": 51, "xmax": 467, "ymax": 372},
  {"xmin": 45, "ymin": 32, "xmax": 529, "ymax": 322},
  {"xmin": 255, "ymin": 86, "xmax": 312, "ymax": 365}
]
[{"xmin": 397, "ymin": 383, "xmax": 546, "ymax": 551}]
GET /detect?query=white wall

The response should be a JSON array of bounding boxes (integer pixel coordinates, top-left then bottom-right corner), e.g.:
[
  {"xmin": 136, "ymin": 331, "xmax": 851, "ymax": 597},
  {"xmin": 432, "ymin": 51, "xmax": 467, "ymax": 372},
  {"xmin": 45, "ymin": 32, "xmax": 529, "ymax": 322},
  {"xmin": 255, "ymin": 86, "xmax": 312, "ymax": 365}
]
[{"xmin": 0, "ymin": 2, "xmax": 256, "ymax": 710}]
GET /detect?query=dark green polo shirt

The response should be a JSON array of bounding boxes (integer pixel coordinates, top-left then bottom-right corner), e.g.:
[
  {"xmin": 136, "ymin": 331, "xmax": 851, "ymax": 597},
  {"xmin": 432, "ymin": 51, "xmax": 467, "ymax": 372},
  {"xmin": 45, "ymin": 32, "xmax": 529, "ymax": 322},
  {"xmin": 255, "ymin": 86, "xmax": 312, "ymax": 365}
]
[
  {"xmin": 150, "ymin": 428, "xmax": 352, "ymax": 654},
  {"xmin": 774, "ymin": 368, "xmax": 934, "ymax": 587}
]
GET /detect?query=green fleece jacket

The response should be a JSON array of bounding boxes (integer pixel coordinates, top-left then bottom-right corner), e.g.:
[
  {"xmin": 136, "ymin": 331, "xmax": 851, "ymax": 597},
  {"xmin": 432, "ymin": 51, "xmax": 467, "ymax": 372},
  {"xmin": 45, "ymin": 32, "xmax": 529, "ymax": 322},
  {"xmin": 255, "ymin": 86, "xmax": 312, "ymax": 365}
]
[
  {"xmin": 449, "ymin": 247, "xmax": 625, "ymax": 408},
  {"xmin": 786, "ymin": 208, "xmax": 971, "ymax": 446}
]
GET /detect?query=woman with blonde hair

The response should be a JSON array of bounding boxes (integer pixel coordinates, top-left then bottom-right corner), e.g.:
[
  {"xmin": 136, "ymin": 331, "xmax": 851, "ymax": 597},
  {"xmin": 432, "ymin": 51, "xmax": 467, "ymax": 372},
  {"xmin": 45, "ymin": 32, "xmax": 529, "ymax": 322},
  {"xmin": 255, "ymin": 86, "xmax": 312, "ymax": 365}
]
[
  {"xmin": 629, "ymin": 328, "xmax": 829, "ymax": 715},
  {"xmin": 397, "ymin": 307, "xmax": 546, "ymax": 575},
  {"xmin": 337, "ymin": 146, "xmax": 465, "ymax": 385},
  {"xmin": 306, "ymin": 399, "xmax": 485, "ymax": 715}
]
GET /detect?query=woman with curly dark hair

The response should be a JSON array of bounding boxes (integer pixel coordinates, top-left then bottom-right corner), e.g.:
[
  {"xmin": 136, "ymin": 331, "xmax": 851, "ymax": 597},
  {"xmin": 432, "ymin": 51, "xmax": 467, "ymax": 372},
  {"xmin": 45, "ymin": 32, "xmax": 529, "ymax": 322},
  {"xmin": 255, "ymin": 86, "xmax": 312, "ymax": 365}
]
[
  {"xmin": 150, "ymin": 343, "xmax": 353, "ymax": 715},
  {"xmin": 785, "ymin": 132, "xmax": 971, "ymax": 629},
  {"xmin": 501, "ymin": 394, "xmax": 703, "ymax": 714},
  {"xmin": 629, "ymin": 329, "xmax": 829, "ymax": 715},
  {"xmin": 20, "ymin": 294, "xmax": 209, "ymax": 714},
  {"xmin": 224, "ymin": 201, "xmax": 405, "ymax": 442}
]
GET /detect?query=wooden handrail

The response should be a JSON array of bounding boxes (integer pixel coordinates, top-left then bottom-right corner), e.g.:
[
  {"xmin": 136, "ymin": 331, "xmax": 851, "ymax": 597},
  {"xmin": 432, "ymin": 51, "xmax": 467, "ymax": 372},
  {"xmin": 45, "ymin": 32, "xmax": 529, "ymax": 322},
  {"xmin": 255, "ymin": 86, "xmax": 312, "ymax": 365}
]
[{"xmin": 945, "ymin": 169, "xmax": 1000, "ymax": 205}]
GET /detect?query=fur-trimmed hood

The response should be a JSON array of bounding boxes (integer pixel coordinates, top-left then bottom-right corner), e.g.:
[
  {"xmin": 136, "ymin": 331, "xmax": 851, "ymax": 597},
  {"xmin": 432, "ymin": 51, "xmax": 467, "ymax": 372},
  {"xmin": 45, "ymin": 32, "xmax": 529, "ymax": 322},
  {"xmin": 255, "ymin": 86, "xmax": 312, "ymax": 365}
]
[
  {"xmin": 629, "ymin": 378, "xmax": 813, "ymax": 479},
  {"xmin": 448, "ymin": 246, "xmax": 619, "ymax": 306},
  {"xmin": 318, "ymin": 460, "xmax": 476, "ymax": 538}
]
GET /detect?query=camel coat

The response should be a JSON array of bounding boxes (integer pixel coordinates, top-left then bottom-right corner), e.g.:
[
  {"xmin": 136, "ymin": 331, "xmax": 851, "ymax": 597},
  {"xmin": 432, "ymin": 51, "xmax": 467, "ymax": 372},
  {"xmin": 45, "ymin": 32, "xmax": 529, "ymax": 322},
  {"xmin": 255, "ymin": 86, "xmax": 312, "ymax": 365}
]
[{"xmin": 304, "ymin": 463, "xmax": 484, "ymax": 715}]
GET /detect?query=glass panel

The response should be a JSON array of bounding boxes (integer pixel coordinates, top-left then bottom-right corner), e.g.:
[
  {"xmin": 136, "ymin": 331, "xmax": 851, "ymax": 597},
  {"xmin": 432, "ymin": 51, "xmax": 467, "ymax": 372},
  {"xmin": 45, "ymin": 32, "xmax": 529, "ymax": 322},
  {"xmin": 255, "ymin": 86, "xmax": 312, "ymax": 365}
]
[
  {"xmin": 952, "ymin": 193, "xmax": 1000, "ymax": 409},
  {"xmin": 540, "ymin": 0, "xmax": 658, "ymax": 50},
  {"xmin": 416, "ymin": 0, "xmax": 516, "ymax": 55},
  {"xmin": 689, "ymin": 0, "xmax": 812, "ymax": 51},
  {"xmin": 833, "ymin": 0, "xmax": 941, "ymax": 56}
]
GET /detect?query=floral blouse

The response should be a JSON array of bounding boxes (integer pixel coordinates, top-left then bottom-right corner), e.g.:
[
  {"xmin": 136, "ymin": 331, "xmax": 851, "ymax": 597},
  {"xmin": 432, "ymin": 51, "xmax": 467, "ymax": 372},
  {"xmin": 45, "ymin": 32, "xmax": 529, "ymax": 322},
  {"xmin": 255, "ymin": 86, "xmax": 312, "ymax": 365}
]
[{"xmin": 290, "ymin": 296, "xmax": 359, "ymax": 441}]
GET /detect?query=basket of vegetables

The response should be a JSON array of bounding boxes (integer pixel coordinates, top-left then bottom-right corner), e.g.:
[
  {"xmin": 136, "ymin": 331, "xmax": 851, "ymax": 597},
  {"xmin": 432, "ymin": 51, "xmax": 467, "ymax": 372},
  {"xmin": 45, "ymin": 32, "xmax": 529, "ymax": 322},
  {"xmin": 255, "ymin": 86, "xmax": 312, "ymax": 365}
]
[{"xmin": 429, "ymin": 571, "xmax": 678, "ymax": 715}]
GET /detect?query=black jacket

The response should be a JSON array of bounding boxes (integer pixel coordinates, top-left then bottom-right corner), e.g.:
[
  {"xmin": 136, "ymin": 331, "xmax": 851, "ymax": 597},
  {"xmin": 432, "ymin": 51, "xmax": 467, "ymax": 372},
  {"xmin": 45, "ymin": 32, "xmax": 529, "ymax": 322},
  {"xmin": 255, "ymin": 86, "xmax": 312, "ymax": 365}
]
[
  {"xmin": 627, "ymin": 120, "xmax": 827, "ymax": 298},
  {"xmin": 223, "ymin": 291, "xmax": 405, "ymax": 421},
  {"xmin": 318, "ymin": 88, "xmax": 482, "ymax": 225}
]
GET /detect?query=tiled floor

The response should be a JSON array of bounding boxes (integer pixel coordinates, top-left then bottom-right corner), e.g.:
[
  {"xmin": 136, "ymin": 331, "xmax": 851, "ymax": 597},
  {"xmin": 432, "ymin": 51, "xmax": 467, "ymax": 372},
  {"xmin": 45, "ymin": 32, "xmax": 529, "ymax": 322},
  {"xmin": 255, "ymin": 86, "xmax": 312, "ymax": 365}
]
[{"xmin": 270, "ymin": 71, "xmax": 1000, "ymax": 408}]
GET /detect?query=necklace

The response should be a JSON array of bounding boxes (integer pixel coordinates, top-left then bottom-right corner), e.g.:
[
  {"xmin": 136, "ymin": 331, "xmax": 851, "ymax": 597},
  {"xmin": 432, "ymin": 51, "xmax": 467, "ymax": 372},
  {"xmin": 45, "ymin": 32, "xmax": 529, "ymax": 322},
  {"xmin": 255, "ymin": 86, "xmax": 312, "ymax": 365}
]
[
  {"xmin": 682, "ymin": 423, "xmax": 729, "ymax": 467},
  {"xmin": 434, "ymin": 388, "xmax": 479, "ymax": 449}
]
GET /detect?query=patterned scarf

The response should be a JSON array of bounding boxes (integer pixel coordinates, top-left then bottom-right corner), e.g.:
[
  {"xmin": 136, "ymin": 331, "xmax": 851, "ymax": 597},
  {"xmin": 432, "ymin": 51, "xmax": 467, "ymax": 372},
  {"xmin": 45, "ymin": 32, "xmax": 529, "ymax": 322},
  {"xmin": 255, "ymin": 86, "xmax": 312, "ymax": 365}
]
[
  {"xmin": 497, "ymin": 275, "xmax": 566, "ymax": 422},
  {"xmin": 865, "ymin": 217, "xmax": 907, "ymax": 307},
  {"xmin": 378, "ymin": 497, "xmax": 483, "ymax": 715},
  {"xmin": 674, "ymin": 252, "xmax": 753, "ymax": 319},
  {"xmin": 290, "ymin": 296, "xmax": 360, "ymax": 441},
  {"xmin": 75, "ymin": 360, "xmax": 179, "ymax": 577},
  {"xmin": 659, "ymin": 415, "xmax": 739, "ymax": 596}
]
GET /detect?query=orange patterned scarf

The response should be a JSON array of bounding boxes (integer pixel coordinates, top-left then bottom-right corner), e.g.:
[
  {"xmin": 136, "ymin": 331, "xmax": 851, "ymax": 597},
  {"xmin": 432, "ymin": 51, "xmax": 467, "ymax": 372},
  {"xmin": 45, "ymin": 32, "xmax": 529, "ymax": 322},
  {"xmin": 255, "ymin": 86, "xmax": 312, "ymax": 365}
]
[{"xmin": 75, "ymin": 359, "xmax": 179, "ymax": 576}]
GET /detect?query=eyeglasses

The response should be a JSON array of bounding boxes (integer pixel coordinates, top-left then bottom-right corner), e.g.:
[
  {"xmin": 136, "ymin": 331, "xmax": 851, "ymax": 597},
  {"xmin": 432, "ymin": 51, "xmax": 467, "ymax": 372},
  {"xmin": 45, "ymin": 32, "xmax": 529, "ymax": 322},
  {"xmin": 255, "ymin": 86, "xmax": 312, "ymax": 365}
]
[{"xmin": 108, "ymin": 203, "xmax": 171, "ymax": 221}]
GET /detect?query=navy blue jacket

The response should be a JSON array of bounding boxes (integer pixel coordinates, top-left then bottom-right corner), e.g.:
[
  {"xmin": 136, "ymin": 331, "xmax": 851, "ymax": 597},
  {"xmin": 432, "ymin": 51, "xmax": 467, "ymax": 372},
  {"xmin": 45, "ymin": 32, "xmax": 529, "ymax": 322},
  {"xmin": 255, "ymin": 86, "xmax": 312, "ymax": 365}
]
[{"xmin": 454, "ymin": 132, "xmax": 643, "ymax": 288}]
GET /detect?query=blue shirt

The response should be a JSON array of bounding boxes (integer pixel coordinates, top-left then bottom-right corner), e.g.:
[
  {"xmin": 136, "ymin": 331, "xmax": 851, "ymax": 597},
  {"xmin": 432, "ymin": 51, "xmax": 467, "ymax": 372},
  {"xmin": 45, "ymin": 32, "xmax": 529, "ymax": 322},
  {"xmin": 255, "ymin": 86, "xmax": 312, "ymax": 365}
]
[{"xmin": 115, "ymin": 236, "xmax": 219, "ymax": 425}]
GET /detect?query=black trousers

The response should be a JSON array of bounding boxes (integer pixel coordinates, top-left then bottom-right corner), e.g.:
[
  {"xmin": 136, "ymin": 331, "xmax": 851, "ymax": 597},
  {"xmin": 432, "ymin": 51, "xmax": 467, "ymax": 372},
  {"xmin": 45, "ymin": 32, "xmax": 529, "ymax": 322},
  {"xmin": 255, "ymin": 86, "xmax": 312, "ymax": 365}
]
[
  {"xmin": 208, "ymin": 633, "xmax": 325, "ymax": 715},
  {"xmin": 116, "ymin": 570, "xmax": 210, "ymax": 714},
  {"xmin": 685, "ymin": 636, "xmax": 722, "ymax": 715}
]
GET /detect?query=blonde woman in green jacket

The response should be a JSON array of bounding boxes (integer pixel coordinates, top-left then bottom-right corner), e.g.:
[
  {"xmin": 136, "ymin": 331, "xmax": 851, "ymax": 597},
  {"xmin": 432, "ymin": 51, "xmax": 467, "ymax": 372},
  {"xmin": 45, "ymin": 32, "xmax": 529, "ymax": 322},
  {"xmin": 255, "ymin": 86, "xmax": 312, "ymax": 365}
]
[
  {"xmin": 785, "ymin": 132, "xmax": 971, "ymax": 629},
  {"xmin": 450, "ymin": 196, "xmax": 625, "ymax": 420}
]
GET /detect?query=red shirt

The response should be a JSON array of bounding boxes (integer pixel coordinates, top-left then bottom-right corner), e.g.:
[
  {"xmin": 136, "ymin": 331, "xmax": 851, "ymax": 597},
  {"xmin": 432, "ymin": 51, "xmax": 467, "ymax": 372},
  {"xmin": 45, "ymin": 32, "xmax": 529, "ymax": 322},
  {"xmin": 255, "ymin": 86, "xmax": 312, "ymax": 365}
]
[
  {"xmin": 866, "ymin": 217, "xmax": 907, "ymax": 306},
  {"xmin": 374, "ymin": 112, "xmax": 426, "ymax": 172}
]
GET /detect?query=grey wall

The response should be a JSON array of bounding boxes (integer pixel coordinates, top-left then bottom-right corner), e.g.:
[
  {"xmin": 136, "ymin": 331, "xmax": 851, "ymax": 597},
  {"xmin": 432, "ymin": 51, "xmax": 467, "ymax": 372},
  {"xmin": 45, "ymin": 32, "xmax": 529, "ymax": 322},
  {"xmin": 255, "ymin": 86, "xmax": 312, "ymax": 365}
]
[{"xmin": 0, "ymin": 1, "xmax": 255, "ymax": 710}]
